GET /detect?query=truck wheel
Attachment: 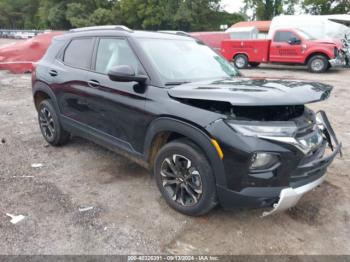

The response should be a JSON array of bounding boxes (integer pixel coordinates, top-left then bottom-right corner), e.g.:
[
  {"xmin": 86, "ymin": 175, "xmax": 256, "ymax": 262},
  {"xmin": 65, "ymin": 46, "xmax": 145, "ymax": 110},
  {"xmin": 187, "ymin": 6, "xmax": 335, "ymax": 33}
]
[
  {"xmin": 307, "ymin": 55, "xmax": 329, "ymax": 73},
  {"xmin": 38, "ymin": 100, "xmax": 70, "ymax": 146},
  {"xmin": 249, "ymin": 62, "xmax": 260, "ymax": 68},
  {"xmin": 234, "ymin": 54, "xmax": 249, "ymax": 69},
  {"xmin": 154, "ymin": 139, "xmax": 217, "ymax": 216}
]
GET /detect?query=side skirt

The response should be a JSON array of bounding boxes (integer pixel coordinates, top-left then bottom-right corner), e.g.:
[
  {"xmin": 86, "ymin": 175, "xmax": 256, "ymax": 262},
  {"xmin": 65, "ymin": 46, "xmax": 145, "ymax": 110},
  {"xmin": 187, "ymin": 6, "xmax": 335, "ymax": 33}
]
[{"xmin": 60, "ymin": 115, "xmax": 149, "ymax": 169}]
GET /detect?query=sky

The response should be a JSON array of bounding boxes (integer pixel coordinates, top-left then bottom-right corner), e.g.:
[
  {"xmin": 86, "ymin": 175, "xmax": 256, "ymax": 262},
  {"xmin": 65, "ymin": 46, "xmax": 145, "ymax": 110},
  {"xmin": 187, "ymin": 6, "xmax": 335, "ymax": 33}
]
[{"xmin": 221, "ymin": 0, "xmax": 245, "ymax": 14}]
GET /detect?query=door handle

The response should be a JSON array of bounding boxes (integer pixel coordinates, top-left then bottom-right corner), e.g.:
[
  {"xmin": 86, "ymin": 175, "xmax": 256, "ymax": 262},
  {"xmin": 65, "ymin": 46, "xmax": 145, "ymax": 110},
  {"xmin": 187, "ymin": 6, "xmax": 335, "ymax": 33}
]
[
  {"xmin": 49, "ymin": 69, "xmax": 58, "ymax": 77},
  {"xmin": 276, "ymin": 45, "xmax": 282, "ymax": 48},
  {"xmin": 87, "ymin": 80, "xmax": 100, "ymax": 88}
]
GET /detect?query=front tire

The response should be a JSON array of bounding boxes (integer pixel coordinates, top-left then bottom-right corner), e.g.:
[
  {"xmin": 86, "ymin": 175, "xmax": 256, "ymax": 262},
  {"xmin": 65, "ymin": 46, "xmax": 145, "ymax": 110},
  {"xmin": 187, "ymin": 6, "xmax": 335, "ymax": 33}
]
[
  {"xmin": 154, "ymin": 139, "xmax": 217, "ymax": 216},
  {"xmin": 234, "ymin": 54, "xmax": 249, "ymax": 69},
  {"xmin": 38, "ymin": 100, "xmax": 70, "ymax": 146},
  {"xmin": 307, "ymin": 55, "xmax": 329, "ymax": 73}
]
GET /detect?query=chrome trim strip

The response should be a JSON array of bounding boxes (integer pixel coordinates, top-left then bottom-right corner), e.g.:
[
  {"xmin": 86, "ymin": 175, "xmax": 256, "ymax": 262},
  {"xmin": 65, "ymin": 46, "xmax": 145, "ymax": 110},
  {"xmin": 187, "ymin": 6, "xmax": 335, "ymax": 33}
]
[{"xmin": 258, "ymin": 132, "xmax": 323, "ymax": 155}]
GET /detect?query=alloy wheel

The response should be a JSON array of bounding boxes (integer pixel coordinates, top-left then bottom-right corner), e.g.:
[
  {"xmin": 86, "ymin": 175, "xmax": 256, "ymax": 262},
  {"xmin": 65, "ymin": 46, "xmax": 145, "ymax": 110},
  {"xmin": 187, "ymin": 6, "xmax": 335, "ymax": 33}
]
[
  {"xmin": 311, "ymin": 58, "xmax": 325, "ymax": 72},
  {"xmin": 160, "ymin": 154, "xmax": 203, "ymax": 207},
  {"xmin": 39, "ymin": 106, "xmax": 55, "ymax": 141},
  {"xmin": 235, "ymin": 57, "xmax": 246, "ymax": 68}
]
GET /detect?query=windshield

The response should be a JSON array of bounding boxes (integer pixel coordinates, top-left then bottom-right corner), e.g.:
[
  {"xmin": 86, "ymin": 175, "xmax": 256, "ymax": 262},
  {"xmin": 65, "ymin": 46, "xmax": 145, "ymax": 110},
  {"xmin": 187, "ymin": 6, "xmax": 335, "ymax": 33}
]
[
  {"xmin": 138, "ymin": 38, "xmax": 239, "ymax": 85},
  {"xmin": 296, "ymin": 29, "xmax": 316, "ymax": 40}
]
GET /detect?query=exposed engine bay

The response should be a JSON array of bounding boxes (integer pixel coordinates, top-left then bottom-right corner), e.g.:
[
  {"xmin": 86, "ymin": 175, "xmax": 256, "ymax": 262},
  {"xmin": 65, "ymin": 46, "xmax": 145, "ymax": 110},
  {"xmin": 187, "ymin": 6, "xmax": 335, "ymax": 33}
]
[{"xmin": 176, "ymin": 97, "xmax": 307, "ymax": 121}]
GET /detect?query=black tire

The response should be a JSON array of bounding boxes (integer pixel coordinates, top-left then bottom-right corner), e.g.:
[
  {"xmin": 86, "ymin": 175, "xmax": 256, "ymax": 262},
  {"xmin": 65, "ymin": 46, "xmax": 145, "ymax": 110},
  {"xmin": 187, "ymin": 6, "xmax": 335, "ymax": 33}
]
[
  {"xmin": 249, "ymin": 62, "xmax": 260, "ymax": 68},
  {"xmin": 38, "ymin": 99, "xmax": 70, "ymax": 146},
  {"xmin": 234, "ymin": 54, "xmax": 249, "ymax": 69},
  {"xmin": 154, "ymin": 139, "xmax": 217, "ymax": 216},
  {"xmin": 307, "ymin": 55, "xmax": 329, "ymax": 73}
]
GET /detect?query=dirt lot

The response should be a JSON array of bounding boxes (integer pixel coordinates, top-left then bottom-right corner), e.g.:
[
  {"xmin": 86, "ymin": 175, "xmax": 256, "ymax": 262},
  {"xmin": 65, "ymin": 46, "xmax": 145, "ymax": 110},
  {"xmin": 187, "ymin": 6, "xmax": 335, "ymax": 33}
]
[{"xmin": 0, "ymin": 38, "xmax": 349, "ymax": 255}]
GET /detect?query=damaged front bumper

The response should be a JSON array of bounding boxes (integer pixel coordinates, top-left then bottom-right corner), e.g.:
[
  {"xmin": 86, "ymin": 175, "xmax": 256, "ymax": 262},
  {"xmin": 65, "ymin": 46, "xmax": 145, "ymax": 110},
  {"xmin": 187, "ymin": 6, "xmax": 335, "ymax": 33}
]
[
  {"xmin": 262, "ymin": 111, "xmax": 342, "ymax": 216},
  {"xmin": 262, "ymin": 143, "xmax": 341, "ymax": 216},
  {"xmin": 329, "ymin": 58, "xmax": 346, "ymax": 67},
  {"xmin": 329, "ymin": 51, "xmax": 347, "ymax": 68}
]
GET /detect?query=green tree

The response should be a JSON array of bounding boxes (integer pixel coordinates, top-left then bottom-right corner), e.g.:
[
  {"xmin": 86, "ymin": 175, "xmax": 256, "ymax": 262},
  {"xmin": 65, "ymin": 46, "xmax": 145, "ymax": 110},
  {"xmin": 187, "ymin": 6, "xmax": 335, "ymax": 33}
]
[
  {"xmin": 66, "ymin": 0, "xmax": 117, "ymax": 28},
  {"xmin": 66, "ymin": 3, "xmax": 90, "ymax": 27},
  {"xmin": 174, "ymin": 0, "xmax": 193, "ymax": 30},
  {"xmin": 243, "ymin": 0, "xmax": 299, "ymax": 20},
  {"xmin": 37, "ymin": 0, "xmax": 71, "ymax": 29},
  {"xmin": 89, "ymin": 8, "xmax": 115, "ymax": 26},
  {"xmin": 211, "ymin": 12, "xmax": 246, "ymax": 29},
  {"xmin": 174, "ymin": 0, "xmax": 245, "ymax": 31},
  {"xmin": 301, "ymin": 0, "xmax": 350, "ymax": 14},
  {"xmin": 0, "ymin": 0, "xmax": 245, "ymax": 31},
  {"xmin": 0, "ymin": 0, "xmax": 26, "ymax": 28}
]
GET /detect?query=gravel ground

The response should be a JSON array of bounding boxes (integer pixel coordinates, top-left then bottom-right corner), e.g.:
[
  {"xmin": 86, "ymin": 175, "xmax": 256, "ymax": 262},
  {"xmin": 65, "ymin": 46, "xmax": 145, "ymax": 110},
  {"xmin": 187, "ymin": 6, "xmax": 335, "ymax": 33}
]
[{"xmin": 0, "ymin": 39, "xmax": 349, "ymax": 255}]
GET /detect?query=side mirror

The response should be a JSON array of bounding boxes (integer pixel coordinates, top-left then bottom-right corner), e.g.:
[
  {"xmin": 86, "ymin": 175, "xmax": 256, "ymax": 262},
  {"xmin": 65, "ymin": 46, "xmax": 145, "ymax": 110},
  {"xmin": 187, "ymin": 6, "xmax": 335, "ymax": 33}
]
[
  {"xmin": 108, "ymin": 65, "xmax": 147, "ymax": 84},
  {"xmin": 288, "ymin": 37, "xmax": 301, "ymax": 45}
]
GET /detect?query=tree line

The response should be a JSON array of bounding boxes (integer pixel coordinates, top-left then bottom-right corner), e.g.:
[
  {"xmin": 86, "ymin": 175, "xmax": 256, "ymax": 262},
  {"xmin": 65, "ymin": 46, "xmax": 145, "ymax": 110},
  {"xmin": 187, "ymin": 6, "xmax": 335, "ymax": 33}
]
[
  {"xmin": 243, "ymin": 0, "xmax": 349, "ymax": 20},
  {"xmin": 0, "ymin": 0, "xmax": 245, "ymax": 31},
  {"xmin": 0, "ymin": 0, "xmax": 349, "ymax": 31}
]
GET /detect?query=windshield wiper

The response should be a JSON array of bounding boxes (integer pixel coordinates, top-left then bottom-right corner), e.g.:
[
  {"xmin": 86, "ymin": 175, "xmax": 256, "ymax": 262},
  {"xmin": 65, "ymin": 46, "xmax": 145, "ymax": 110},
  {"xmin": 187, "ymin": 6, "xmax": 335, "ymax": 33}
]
[{"xmin": 165, "ymin": 81, "xmax": 191, "ymax": 86}]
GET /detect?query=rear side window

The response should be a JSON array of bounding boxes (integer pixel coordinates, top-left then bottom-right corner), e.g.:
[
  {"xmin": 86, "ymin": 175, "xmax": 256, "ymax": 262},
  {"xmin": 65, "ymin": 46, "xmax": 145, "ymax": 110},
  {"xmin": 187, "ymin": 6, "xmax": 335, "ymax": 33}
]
[
  {"xmin": 64, "ymin": 38, "xmax": 94, "ymax": 69},
  {"xmin": 274, "ymin": 31, "xmax": 298, "ymax": 42}
]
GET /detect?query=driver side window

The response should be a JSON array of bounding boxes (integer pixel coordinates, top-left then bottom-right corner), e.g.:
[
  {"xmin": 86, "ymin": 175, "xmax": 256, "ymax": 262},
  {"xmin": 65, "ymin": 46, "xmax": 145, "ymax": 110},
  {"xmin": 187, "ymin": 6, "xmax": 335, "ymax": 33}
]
[
  {"xmin": 95, "ymin": 38, "xmax": 143, "ymax": 75},
  {"xmin": 274, "ymin": 31, "xmax": 299, "ymax": 43}
]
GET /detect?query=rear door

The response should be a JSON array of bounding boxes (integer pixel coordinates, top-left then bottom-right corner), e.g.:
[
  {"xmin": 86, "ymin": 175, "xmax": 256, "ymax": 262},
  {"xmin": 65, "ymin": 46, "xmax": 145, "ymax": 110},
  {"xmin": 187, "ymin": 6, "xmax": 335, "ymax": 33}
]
[
  {"xmin": 269, "ymin": 31, "xmax": 303, "ymax": 63},
  {"xmin": 55, "ymin": 37, "xmax": 96, "ymax": 125}
]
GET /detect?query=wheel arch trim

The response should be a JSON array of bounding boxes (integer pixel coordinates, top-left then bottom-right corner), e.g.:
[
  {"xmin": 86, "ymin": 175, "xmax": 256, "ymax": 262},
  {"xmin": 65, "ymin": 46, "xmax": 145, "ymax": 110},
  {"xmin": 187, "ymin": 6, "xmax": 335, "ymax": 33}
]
[
  {"xmin": 233, "ymin": 52, "xmax": 249, "ymax": 61},
  {"xmin": 32, "ymin": 81, "xmax": 60, "ymax": 113},
  {"xmin": 143, "ymin": 117, "xmax": 227, "ymax": 186},
  {"xmin": 304, "ymin": 52, "xmax": 331, "ymax": 65}
]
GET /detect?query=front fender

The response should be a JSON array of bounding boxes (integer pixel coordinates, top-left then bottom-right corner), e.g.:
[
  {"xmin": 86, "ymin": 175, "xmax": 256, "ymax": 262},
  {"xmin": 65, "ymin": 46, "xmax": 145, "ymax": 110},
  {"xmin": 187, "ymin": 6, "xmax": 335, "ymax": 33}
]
[
  {"xmin": 143, "ymin": 117, "xmax": 227, "ymax": 187},
  {"xmin": 304, "ymin": 47, "xmax": 335, "ymax": 63}
]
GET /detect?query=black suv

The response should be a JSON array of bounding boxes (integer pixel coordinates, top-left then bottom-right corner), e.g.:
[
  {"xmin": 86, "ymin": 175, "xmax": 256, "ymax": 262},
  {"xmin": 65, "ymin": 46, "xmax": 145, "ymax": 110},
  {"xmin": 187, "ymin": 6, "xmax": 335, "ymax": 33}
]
[{"xmin": 32, "ymin": 26, "xmax": 341, "ymax": 216}]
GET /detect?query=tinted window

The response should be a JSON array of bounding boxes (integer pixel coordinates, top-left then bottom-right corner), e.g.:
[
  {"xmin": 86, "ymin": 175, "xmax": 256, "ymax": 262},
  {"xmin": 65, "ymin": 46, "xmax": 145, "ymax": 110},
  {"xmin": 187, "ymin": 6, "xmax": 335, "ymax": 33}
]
[
  {"xmin": 274, "ymin": 32, "xmax": 298, "ymax": 42},
  {"xmin": 95, "ymin": 38, "xmax": 141, "ymax": 74},
  {"xmin": 64, "ymin": 38, "xmax": 94, "ymax": 69}
]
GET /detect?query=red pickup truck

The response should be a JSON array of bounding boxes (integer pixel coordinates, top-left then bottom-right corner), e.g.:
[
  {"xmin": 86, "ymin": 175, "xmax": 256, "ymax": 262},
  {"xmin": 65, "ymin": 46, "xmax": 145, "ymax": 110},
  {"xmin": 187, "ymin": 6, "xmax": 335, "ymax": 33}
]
[{"xmin": 221, "ymin": 28, "xmax": 346, "ymax": 73}]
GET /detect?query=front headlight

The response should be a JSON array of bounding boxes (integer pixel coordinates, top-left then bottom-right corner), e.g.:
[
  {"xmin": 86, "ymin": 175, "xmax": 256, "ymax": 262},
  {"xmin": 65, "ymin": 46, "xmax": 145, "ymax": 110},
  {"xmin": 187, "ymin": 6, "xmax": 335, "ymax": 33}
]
[
  {"xmin": 250, "ymin": 152, "xmax": 279, "ymax": 170},
  {"xmin": 226, "ymin": 121, "xmax": 297, "ymax": 137}
]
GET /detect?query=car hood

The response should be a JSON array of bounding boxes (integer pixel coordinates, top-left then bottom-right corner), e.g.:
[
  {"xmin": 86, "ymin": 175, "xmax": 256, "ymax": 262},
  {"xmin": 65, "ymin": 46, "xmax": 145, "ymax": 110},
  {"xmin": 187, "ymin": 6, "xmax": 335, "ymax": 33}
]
[
  {"xmin": 167, "ymin": 77, "xmax": 333, "ymax": 106},
  {"xmin": 310, "ymin": 38, "xmax": 343, "ymax": 49}
]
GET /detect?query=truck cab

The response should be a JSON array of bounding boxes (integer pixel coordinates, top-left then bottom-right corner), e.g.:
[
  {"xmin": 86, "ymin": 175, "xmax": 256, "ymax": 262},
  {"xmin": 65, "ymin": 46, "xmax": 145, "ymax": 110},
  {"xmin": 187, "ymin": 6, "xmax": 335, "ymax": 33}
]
[{"xmin": 221, "ymin": 28, "xmax": 346, "ymax": 73}]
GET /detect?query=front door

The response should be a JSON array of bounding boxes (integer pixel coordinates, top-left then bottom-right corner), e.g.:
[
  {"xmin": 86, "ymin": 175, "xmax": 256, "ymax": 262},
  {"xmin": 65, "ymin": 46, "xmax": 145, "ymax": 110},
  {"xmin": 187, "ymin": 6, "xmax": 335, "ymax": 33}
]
[
  {"xmin": 270, "ymin": 31, "xmax": 303, "ymax": 63},
  {"xmin": 84, "ymin": 37, "xmax": 149, "ymax": 153}
]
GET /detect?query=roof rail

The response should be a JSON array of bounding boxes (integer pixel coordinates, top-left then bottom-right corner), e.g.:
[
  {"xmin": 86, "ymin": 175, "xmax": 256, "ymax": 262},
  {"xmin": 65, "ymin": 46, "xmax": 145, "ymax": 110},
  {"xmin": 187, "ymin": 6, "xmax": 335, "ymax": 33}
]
[
  {"xmin": 158, "ymin": 31, "xmax": 191, "ymax": 37},
  {"xmin": 69, "ymin": 25, "xmax": 133, "ymax": 33}
]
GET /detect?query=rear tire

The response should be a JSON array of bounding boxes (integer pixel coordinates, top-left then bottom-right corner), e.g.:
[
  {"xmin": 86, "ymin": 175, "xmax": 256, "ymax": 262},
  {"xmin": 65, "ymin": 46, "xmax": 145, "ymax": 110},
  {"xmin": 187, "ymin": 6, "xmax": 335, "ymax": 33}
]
[
  {"xmin": 307, "ymin": 55, "xmax": 329, "ymax": 73},
  {"xmin": 38, "ymin": 100, "xmax": 70, "ymax": 146},
  {"xmin": 154, "ymin": 139, "xmax": 217, "ymax": 216},
  {"xmin": 234, "ymin": 54, "xmax": 249, "ymax": 69}
]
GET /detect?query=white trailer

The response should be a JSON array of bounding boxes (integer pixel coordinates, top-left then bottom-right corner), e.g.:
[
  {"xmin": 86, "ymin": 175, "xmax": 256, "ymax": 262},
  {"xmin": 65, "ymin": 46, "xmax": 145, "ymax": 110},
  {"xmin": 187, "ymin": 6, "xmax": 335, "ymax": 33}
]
[{"xmin": 268, "ymin": 15, "xmax": 350, "ymax": 40}]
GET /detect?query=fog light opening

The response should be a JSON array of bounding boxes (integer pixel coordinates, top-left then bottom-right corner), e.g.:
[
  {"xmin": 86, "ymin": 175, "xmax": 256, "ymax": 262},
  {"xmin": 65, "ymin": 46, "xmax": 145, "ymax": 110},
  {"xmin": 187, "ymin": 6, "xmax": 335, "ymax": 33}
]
[{"xmin": 250, "ymin": 152, "xmax": 279, "ymax": 171}]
